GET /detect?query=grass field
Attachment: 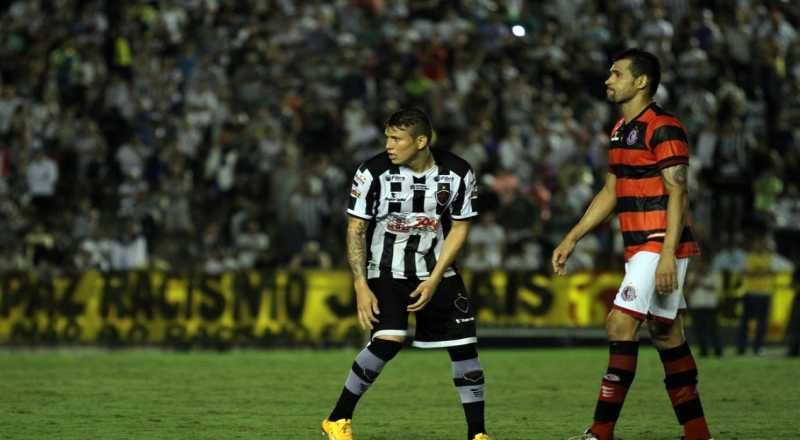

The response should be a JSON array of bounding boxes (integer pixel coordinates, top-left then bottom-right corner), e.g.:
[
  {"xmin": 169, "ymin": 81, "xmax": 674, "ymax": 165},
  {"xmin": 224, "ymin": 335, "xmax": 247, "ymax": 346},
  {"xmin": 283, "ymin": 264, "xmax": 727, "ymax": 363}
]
[{"xmin": 0, "ymin": 347, "xmax": 797, "ymax": 440}]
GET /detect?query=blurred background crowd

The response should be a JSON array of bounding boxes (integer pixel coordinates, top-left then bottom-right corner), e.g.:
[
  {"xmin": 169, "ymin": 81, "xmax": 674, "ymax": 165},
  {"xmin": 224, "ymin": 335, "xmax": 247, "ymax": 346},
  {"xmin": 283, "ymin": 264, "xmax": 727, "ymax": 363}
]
[{"xmin": 1, "ymin": 0, "xmax": 800, "ymax": 279}]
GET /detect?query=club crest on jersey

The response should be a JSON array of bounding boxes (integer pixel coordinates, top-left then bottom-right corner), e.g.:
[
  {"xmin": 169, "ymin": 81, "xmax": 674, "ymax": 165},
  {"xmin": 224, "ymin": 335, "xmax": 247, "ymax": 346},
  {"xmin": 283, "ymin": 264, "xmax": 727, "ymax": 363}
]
[
  {"xmin": 621, "ymin": 285, "xmax": 637, "ymax": 301},
  {"xmin": 436, "ymin": 184, "xmax": 451, "ymax": 206},
  {"xmin": 626, "ymin": 129, "xmax": 638, "ymax": 145}
]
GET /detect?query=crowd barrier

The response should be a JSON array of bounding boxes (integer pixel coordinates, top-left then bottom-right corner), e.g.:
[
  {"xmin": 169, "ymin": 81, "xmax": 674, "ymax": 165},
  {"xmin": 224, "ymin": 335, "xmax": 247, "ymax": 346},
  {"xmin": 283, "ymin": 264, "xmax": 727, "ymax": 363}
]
[{"xmin": 0, "ymin": 270, "xmax": 794, "ymax": 347}]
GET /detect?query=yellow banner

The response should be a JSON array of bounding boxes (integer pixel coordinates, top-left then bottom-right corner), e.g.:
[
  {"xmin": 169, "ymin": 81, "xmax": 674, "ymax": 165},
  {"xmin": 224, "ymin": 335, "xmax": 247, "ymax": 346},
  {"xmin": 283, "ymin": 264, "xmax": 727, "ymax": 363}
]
[{"xmin": 0, "ymin": 270, "xmax": 794, "ymax": 345}]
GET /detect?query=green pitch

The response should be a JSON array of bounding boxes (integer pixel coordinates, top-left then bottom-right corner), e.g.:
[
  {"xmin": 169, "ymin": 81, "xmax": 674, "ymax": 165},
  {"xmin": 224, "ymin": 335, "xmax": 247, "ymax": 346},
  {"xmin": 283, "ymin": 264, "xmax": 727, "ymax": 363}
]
[{"xmin": 0, "ymin": 347, "xmax": 797, "ymax": 439}]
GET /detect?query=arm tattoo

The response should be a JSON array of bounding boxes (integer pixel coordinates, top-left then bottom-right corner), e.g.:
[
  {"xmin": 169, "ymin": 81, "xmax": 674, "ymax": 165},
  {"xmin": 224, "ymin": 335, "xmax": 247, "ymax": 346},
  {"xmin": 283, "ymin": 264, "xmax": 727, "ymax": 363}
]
[
  {"xmin": 347, "ymin": 221, "xmax": 369, "ymax": 280},
  {"xmin": 663, "ymin": 164, "xmax": 688, "ymax": 188}
]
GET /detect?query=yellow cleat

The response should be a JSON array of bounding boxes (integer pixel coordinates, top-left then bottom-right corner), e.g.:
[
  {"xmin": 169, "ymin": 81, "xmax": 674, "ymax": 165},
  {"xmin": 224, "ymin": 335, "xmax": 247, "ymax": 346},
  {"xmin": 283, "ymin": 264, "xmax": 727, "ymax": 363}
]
[
  {"xmin": 472, "ymin": 434, "xmax": 493, "ymax": 440},
  {"xmin": 321, "ymin": 418, "xmax": 353, "ymax": 440}
]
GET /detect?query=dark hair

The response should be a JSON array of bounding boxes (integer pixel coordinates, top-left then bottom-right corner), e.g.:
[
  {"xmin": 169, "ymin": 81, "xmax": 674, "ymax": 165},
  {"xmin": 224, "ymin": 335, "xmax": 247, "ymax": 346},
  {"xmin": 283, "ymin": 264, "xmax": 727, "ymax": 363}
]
[
  {"xmin": 613, "ymin": 49, "xmax": 661, "ymax": 97},
  {"xmin": 384, "ymin": 108, "xmax": 433, "ymax": 147}
]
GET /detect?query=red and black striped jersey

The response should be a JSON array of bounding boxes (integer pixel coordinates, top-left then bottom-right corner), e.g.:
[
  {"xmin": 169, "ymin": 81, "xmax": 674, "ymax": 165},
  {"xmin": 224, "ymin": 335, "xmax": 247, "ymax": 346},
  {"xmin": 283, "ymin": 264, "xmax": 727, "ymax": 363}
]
[{"xmin": 608, "ymin": 103, "xmax": 700, "ymax": 261}]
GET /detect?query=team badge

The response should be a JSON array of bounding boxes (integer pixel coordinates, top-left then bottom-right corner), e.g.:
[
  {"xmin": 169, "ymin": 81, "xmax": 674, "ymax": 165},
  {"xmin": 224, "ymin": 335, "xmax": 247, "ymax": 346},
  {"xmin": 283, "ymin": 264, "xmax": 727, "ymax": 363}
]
[
  {"xmin": 436, "ymin": 184, "xmax": 451, "ymax": 205},
  {"xmin": 621, "ymin": 285, "xmax": 637, "ymax": 301},
  {"xmin": 454, "ymin": 293, "xmax": 470, "ymax": 313},
  {"xmin": 626, "ymin": 129, "xmax": 638, "ymax": 145}
]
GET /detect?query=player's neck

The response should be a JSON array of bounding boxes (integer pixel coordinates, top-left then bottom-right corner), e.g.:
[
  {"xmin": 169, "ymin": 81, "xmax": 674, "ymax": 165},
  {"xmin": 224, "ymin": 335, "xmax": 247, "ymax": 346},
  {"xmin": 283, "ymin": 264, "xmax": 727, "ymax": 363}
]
[
  {"xmin": 406, "ymin": 148, "xmax": 435, "ymax": 173},
  {"xmin": 620, "ymin": 96, "xmax": 653, "ymax": 123}
]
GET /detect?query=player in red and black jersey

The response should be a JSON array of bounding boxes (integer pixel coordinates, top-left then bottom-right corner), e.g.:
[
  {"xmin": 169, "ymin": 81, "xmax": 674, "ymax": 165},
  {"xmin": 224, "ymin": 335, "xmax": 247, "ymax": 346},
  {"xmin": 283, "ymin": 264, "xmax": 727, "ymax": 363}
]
[{"xmin": 553, "ymin": 49, "xmax": 713, "ymax": 440}]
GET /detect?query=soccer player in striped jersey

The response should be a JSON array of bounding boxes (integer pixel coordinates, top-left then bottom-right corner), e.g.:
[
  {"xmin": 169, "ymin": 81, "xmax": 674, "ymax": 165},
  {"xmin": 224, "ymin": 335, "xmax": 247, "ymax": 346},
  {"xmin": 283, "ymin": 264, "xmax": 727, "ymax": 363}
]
[
  {"xmin": 321, "ymin": 108, "xmax": 492, "ymax": 440},
  {"xmin": 553, "ymin": 49, "xmax": 713, "ymax": 440}
]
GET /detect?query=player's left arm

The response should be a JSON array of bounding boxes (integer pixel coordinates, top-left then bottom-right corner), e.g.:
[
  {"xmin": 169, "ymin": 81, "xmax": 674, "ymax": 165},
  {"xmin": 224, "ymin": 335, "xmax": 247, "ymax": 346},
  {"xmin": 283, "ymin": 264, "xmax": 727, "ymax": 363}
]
[
  {"xmin": 408, "ymin": 219, "xmax": 471, "ymax": 312},
  {"xmin": 656, "ymin": 164, "xmax": 689, "ymax": 293}
]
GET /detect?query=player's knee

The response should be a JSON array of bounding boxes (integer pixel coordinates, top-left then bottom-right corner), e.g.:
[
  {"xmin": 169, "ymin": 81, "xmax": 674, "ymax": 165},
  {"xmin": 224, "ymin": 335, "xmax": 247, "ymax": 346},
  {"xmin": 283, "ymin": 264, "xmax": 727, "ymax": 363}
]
[
  {"xmin": 374, "ymin": 335, "xmax": 406, "ymax": 344},
  {"xmin": 650, "ymin": 331, "xmax": 683, "ymax": 349},
  {"xmin": 606, "ymin": 311, "xmax": 639, "ymax": 340},
  {"xmin": 369, "ymin": 337, "xmax": 404, "ymax": 361}
]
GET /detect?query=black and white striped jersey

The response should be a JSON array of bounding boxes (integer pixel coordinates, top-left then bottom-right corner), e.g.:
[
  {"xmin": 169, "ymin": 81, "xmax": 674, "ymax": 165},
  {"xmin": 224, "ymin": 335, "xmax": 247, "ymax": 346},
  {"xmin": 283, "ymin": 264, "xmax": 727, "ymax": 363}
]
[{"xmin": 347, "ymin": 149, "xmax": 478, "ymax": 279}]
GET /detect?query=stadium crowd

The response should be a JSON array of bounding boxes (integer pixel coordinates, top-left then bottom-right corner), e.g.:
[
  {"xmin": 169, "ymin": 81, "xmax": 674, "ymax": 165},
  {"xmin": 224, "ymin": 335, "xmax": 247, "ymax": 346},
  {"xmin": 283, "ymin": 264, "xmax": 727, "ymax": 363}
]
[{"xmin": 1, "ymin": 0, "xmax": 799, "ymax": 280}]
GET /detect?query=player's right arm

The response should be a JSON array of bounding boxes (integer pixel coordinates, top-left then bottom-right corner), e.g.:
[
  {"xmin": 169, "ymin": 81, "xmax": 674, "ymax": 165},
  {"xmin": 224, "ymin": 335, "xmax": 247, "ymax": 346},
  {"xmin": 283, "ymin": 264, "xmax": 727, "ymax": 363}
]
[
  {"xmin": 347, "ymin": 214, "xmax": 380, "ymax": 330},
  {"xmin": 551, "ymin": 172, "xmax": 617, "ymax": 275}
]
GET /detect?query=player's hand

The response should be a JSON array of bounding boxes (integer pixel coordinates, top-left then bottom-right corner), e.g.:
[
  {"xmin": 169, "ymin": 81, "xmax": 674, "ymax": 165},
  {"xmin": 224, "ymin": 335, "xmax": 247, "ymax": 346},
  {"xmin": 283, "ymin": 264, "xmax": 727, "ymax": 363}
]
[
  {"xmin": 655, "ymin": 256, "xmax": 678, "ymax": 294},
  {"xmin": 551, "ymin": 239, "xmax": 576, "ymax": 275},
  {"xmin": 408, "ymin": 277, "xmax": 439, "ymax": 312},
  {"xmin": 355, "ymin": 282, "xmax": 380, "ymax": 330}
]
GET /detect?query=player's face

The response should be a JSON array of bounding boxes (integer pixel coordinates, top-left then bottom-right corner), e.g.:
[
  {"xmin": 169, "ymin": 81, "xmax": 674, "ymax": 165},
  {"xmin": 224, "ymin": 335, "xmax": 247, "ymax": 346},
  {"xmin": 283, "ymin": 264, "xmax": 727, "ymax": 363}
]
[
  {"xmin": 605, "ymin": 59, "xmax": 640, "ymax": 104},
  {"xmin": 385, "ymin": 126, "xmax": 424, "ymax": 165}
]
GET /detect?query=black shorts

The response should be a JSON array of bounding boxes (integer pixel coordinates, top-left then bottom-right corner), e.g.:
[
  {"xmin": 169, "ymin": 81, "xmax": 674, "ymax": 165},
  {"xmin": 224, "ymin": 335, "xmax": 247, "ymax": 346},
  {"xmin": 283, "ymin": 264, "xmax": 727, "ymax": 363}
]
[{"xmin": 367, "ymin": 275, "xmax": 477, "ymax": 348}]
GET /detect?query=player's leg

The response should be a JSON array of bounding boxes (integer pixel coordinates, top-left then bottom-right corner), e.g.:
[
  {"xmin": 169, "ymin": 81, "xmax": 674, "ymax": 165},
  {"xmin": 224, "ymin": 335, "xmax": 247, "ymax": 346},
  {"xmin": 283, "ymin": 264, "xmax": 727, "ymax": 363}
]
[
  {"xmin": 648, "ymin": 315, "xmax": 713, "ymax": 440},
  {"xmin": 752, "ymin": 294, "xmax": 770, "ymax": 355},
  {"xmin": 648, "ymin": 257, "xmax": 712, "ymax": 440},
  {"xmin": 736, "ymin": 294, "xmax": 754, "ymax": 355},
  {"xmin": 448, "ymin": 343, "xmax": 488, "ymax": 440},
  {"xmin": 584, "ymin": 252, "xmax": 656, "ymax": 440},
  {"xmin": 413, "ymin": 275, "xmax": 489, "ymax": 440},
  {"xmin": 323, "ymin": 278, "xmax": 409, "ymax": 438}
]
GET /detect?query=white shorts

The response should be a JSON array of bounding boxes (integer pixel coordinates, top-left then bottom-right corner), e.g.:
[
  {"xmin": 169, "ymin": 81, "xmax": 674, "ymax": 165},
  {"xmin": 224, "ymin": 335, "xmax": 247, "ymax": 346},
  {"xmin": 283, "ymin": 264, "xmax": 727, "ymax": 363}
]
[{"xmin": 612, "ymin": 251, "xmax": 690, "ymax": 323}]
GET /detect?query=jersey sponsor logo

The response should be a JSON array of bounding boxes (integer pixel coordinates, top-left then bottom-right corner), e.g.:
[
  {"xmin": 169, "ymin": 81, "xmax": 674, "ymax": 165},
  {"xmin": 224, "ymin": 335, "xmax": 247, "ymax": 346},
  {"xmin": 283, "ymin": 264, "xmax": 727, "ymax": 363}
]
[
  {"xmin": 385, "ymin": 174, "xmax": 405, "ymax": 182},
  {"xmin": 611, "ymin": 128, "xmax": 622, "ymax": 141},
  {"xmin": 626, "ymin": 129, "xmax": 639, "ymax": 145},
  {"xmin": 411, "ymin": 183, "xmax": 428, "ymax": 191},
  {"xmin": 386, "ymin": 192, "xmax": 408, "ymax": 202},
  {"xmin": 354, "ymin": 172, "xmax": 367, "ymax": 185},
  {"xmin": 385, "ymin": 213, "xmax": 439, "ymax": 233},
  {"xmin": 621, "ymin": 285, "xmax": 637, "ymax": 301},
  {"xmin": 434, "ymin": 175, "xmax": 455, "ymax": 182},
  {"xmin": 351, "ymin": 185, "xmax": 361, "ymax": 198}
]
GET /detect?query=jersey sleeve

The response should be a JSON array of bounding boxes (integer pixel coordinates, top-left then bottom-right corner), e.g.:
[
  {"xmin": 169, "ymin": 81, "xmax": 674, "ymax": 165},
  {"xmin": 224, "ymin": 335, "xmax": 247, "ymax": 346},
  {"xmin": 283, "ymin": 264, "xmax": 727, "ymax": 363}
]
[
  {"xmin": 450, "ymin": 168, "xmax": 479, "ymax": 220},
  {"xmin": 346, "ymin": 165, "xmax": 375, "ymax": 219},
  {"xmin": 650, "ymin": 117, "xmax": 690, "ymax": 170}
]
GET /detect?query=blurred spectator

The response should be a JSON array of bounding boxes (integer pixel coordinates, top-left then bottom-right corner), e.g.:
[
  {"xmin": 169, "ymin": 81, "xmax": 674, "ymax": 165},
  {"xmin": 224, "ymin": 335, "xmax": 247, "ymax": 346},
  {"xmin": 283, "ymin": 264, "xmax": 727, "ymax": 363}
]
[
  {"xmin": 0, "ymin": 0, "xmax": 794, "ymax": 278},
  {"xmin": 203, "ymin": 245, "xmax": 237, "ymax": 275},
  {"xmin": 110, "ymin": 222, "xmax": 148, "ymax": 270},
  {"xmin": 24, "ymin": 222, "xmax": 58, "ymax": 268},
  {"xmin": 737, "ymin": 233, "xmax": 794, "ymax": 355},
  {"xmin": 687, "ymin": 256, "xmax": 724, "ymax": 357},
  {"xmin": 235, "ymin": 219, "xmax": 271, "ymax": 270},
  {"xmin": 25, "ymin": 148, "xmax": 59, "ymax": 219},
  {"xmin": 463, "ymin": 212, "xmax": 505, "ymax": 272},
  {"xmin": 74, "ymin": 226, "xmax": 113, "ymax": 272},
  {"xmin": 289, "ymin": 240, "xmax": 332, "ymax": 270}
]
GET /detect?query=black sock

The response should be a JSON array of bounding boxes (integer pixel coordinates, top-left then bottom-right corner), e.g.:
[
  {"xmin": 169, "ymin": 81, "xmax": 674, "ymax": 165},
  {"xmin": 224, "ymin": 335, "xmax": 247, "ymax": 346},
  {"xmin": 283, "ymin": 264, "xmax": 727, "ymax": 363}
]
[
  {"xmin": 328, "ymin": 338, "xmax": 402, "ymax": 421},
  {"xmin": 448, "ymin": 344, "xmax": 486, "ymax": 439}
]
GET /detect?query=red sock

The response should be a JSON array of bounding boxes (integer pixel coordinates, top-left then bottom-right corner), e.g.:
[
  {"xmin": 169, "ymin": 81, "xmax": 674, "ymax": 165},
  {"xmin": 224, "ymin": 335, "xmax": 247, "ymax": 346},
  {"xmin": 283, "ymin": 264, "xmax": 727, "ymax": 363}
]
[
  {"xmin": 658, "ymin": 342, "xmax": 712, "ymax": 440},
  {"xmin": 590, "ymin": 341, "xmax": 639, "ymax": 440}
]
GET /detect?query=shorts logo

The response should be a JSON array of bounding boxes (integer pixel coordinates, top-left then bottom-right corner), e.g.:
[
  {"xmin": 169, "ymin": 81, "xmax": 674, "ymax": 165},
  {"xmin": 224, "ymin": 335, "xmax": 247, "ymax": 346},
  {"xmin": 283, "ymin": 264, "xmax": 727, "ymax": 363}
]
[
  {"xmin": 621, "ymin": 285, "xmax": 637, "ymax": 301},
  {"xmin": 454, "ymin": 293, "xmax": 469, "ymax": 313},
  {"xmin": 626, "ymin": 129, "xmax": 638, "ymax": 145}
]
